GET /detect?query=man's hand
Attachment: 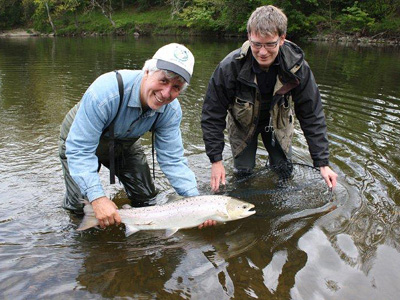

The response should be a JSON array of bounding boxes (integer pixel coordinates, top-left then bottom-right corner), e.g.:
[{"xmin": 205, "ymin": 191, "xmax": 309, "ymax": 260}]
[
  {"xmin": 198, "ymin": 219, "xmax": 217, "ymax": 229},
  {"xmin": 91, "ymin": 196, "xmax": 121, "ymax": 228},
  {"xmin": 211, "ymin": 161, "xmax": 226, "ymax": 192},
  {"xmin": 320, "ymin": 166, "xmax": 338, "ymax": 189}
]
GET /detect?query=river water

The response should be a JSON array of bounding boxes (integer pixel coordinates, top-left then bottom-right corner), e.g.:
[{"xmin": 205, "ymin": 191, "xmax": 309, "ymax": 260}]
[{"xmin": 0, "ymin": 36, "xmax": 399, "ymax": 299}]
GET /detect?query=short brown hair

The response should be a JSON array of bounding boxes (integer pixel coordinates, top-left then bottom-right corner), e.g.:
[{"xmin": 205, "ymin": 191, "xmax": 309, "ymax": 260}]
[{"xmin": 247, "ymin": 5, "xmax": 287, "ymax": 37}]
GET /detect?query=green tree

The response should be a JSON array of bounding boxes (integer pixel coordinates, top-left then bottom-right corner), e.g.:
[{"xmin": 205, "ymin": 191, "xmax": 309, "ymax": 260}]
[
  {"xmin": 357, "ymin": 0, "xmax": 399, "ymax": 20},
  {"xmin": 178, "ymin": 0, "xmax": 259, "ymax": 33},
  {"xmin": 55, "ymin": 0, "xmax": 83, "ymax": 29},
  {"xmin": 0, "ymin": 0, "xmax": 24, "ymax": 28},
  {"xmin": 21, "ymin": 0, "xmax": 37, "ymax": 24},
  {"xmin": 272, "ymin": 0, "xmax": 319, "ymax": 37},
  {"xmin": 337, "ymin": 1, "xmax": 374, "ymax": 34},
  {"xmin": 89, "ymin": 0, "xmax": 116, "ymax": 27},
  {"xmin": 221, "ymin": 0, "xmax": 260, "ymax": 33},
  {"xmin": 33, "ymin": 0, "xmax": 57, "ymax": 33},
  {"xmin": 167, "ymin": 0, "xmax": 187, "ymax": 17},
  {"xmin": 179, "ymin": 0, "xmax": 225, "ymax": 31}
]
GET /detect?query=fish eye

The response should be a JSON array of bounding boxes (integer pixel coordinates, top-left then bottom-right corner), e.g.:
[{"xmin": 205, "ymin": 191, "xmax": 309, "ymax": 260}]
[{"xmin": 242, "ymin": 205, "xmax": 248, "ymax": 209}]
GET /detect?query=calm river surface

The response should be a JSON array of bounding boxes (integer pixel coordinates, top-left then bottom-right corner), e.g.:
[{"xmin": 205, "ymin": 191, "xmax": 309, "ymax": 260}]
[{"xmin": 0, "ymin": 36, "xmax": 399, "ymax": 300}]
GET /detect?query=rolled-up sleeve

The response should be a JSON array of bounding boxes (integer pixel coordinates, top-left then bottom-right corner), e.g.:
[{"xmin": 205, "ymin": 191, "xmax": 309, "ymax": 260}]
[
  {"xmin": 66, "ymin": 77, "xmax": 119, "ymax": 201},
  {"xmin": 154, "ymin": 102, "xmax": 199, "ymax": 196}
]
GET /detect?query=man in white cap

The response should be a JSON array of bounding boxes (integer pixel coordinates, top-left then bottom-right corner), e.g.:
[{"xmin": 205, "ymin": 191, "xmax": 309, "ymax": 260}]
[{"xmin": 59, "ymin": 43, "xmax": 213, "ymax": 229}]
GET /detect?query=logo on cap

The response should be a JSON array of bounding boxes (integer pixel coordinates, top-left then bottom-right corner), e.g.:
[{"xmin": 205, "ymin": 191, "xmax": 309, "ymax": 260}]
[{"xmin": 174, "ymin": 47, "xmax": 189, "ymax": 62}]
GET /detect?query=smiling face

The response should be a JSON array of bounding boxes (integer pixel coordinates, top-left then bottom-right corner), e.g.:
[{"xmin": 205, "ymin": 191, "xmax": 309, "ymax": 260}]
[
  {"xmin": 140, "ymin": 70, "xmax": 185, "ymax": 110},
  {"xmin": 248, "ymin": 32, "xmax": 285, "ymax": 69}
]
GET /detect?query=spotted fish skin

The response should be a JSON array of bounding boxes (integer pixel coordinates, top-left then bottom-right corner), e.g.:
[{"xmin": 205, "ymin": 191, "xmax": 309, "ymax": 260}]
[{"xmin": 77, "ymin": 195, "xmax": 255, "ymax": 237}]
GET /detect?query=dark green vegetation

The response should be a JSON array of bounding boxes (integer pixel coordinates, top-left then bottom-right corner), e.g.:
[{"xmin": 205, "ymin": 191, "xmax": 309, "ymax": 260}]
[{"xmin": 1, "ymin": 0, "xmax": 399, "ymax": 39}]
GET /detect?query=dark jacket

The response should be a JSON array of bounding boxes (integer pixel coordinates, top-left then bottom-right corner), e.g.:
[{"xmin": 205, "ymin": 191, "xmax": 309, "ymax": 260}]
[{"xmin": 201, "ymin": 40, "xmax": 330, "ymax": 167}]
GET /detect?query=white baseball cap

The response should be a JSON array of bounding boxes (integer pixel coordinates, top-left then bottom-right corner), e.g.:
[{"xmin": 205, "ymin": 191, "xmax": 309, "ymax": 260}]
[{"xmin": 152, "ymin": 43, "xmax": 195, "ymax": 83}]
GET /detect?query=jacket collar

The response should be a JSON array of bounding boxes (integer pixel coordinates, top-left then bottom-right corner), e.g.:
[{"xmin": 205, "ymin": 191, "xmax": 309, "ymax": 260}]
[{"xmin": 277, "ymin": 40, "xmax": 304, "ymax": 82}]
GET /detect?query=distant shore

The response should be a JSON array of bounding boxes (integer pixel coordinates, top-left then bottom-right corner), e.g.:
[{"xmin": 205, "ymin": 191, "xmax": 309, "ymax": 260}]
[
  {"xmin": 308, "ymin": 33, "xmax": 399, "ymax": 46},
  {"xmin": 0, "ymin": 29, "xmax": 42, "ymax": 37},
  {"xmin": 1, "ymin": 28, "xmax": 399, "ymax": 46}
]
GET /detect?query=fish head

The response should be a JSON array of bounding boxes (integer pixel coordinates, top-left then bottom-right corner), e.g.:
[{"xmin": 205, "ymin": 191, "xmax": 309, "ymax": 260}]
[{"xmin": 225, "ymin": 198, "xmax": 256, "ymax": 220}]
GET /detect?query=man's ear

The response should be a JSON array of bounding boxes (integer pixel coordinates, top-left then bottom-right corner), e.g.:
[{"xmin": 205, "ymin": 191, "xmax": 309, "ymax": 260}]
[{"xmin": 280, "ymin": 35, "xmax": 286, "ymax": 45}]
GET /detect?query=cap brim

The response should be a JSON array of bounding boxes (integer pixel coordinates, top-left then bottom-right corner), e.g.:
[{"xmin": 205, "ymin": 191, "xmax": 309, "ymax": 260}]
[{"xmin": 156, "ymin": 60, "xmax": 191, "ymax": 83}]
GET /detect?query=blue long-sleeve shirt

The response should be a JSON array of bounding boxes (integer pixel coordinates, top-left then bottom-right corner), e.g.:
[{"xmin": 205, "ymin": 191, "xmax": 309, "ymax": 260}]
[{"xmin": 66, "ymin": 70, "xmax": 199, "ymax": 201}]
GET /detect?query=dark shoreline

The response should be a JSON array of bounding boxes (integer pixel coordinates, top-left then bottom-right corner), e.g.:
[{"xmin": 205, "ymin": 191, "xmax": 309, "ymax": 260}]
[
  {"xmin": 308, "ymin": 33, "xmax": 400, "ymax": 46},
  {"xmin": 1, "ymin": 28, "xmax": 399, "ymax": 46}
]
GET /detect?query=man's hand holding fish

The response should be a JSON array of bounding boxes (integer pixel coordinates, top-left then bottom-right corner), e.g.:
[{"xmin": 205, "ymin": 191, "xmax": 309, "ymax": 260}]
[{"xmin": 92, "ymin": 196, "xmax": 121, "ymax": 229}]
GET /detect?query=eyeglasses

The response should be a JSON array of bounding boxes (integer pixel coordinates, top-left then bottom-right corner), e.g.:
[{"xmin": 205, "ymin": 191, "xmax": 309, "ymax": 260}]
[{"xmin": 249, "ymin": 38, "xmax": 280, "ymax": 49}]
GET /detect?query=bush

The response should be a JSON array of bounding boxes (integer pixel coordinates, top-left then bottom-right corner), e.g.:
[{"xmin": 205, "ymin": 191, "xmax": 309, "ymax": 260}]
[
  {"xmin": 0, "ymin": 2, "xmax": 24, "ymax": 28},
  {"xmin": 337, "ymin": 1, "xmax": 375, "ymax": 34},
  {"xmin": 306, "ymin": 13, "xmax": 330, "ymax": 34},
  {"xmin": 370, "ymin": 16, "xmax": 400, "ymax": 37},
  {"xmin": 32, "ymin": 1, "xmax": 52, "ymax": 32},
  {"xmin": 179, "ymin": 0, "xmax": 224, "ymax": 31}
]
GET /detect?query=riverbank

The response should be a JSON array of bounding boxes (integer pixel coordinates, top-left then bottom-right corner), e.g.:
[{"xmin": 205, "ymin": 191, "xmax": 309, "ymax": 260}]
[
  {"xmin": 1, "ymin": 28, "xmax": 399, "ymax": 46},
  {"xmin": 0, "ymin": 28, "xmax": 42, "ymax": 37},
  {"xmin": 308, "ymin": 33, "xmax": 400, "ymax": 46}
]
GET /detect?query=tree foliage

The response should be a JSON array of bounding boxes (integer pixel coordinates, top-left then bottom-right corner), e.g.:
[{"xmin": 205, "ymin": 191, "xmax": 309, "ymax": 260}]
[
  {"xmin": 1, "ymin": 0, "xmax": 24, "ymax": 27},
  {"xmin": 1, "ymin": 0, "xmax": 399, "ymax": 38},
  {"xmin": 337, "ymin": 1, "xmax": 374, "ymax": 34}
]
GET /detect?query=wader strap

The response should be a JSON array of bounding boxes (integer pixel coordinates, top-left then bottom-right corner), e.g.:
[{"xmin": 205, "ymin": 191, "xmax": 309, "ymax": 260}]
[
  {"xmin": 109, "ymin": 71, "xmax": 124, "ymax": 184},
  {"xmin": 150, "ymin": 113, "xmax": 160, "ymax": 180}
]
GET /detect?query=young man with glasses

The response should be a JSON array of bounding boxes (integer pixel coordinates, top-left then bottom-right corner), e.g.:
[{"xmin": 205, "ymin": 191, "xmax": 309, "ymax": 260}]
[{"xmin": 201, "ymin": 5, "xmax": 337, "ymax": 192}]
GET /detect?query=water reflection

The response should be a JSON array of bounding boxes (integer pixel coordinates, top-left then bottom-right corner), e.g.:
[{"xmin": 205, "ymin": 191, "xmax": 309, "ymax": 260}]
[
  {"xmin": 72, "ymin": 165, "xmax": 339, "ymax": 299},
  {"xmin": 0, "ymin": 36, "xmax": 400, "ymax": 299},
  {"xmin": 74, "ymin": 218, "xmax": 306, "ymax": 299},
  {"xmin": 290, "ymin": 180, "xmax": 400, "ymax": 299},
  {"xmin": 74, "ymin": 221, "xmax": 260, "ymax": 299},
  {"xmin": 293, "ymin": 227, "xmax": 400, "ymax": 300}
]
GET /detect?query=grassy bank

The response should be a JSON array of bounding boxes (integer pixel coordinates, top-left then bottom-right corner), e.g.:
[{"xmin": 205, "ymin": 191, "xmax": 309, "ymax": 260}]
[
  {"xmin": 3, "ymin": 5, "xmax": 398, "ymax": 45},
  {"xmin": 39, "ymin": 6, "xmax": 210, "ymax": 37}
]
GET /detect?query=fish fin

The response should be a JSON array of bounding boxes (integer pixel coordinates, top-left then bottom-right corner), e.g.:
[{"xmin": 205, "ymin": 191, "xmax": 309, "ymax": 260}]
[
  {"xmin": 216, "ymin": 209, "xmax": 229, "ymax": 219},
  {"xmin": 77, "ymin": 202, "xmax": 98, "ymax": 231},
  {"xmin": 168, "ymin": 194, "xmax": 184, "ymax": 202},
  {"xmin": 77, "ymin": 215, "xmax": 99, "ymax": 231},
  {"xmin": 81, "ymin": 199, "xmax": 90, "ymax": 205},
  {"xmin": 125, "ymin": 225, "xmax": 140, "ymax": 237},
  {"xmin": 165, "ymin": 228, "xmax": 179, "ymax": 238}
]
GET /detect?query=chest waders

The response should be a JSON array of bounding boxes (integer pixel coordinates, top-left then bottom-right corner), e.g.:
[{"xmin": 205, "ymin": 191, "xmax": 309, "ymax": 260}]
[
  {"xmin": 59, "ymin": 71, "xmax": 159, "ymax": 213},
  {"xmin": 106, "ymin": 71, "xmax": 124, "ymax": 184},
  {"xmin": 229, "ymin": 73, "xmax": 294, "ymax": 177},
  {"xmin": 104, "ymin": 72, "xmax": 159, "ymax": 184}
]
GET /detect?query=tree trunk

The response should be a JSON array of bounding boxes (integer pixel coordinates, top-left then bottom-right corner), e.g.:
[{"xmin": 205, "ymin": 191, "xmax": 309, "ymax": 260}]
[
  {"xmin": 168, "ymin": 0, "xmax": 188, "ymax": 18},
  {"xmin": 74, "ymin": 11, "xmax": 79, "ymax": 29},
  {"xmin": 45, "ymin": 1, "xmax": 57, "ymax": 34},
  {"xmin": 92, "ymin": 0, "xmax": 116, "ymax": 27}
]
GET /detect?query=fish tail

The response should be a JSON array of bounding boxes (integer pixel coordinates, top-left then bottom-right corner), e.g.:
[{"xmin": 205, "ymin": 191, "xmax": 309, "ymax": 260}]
[{"xmin": 77, "ymin": 201, "xmax": 99, "ymax": 231}]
